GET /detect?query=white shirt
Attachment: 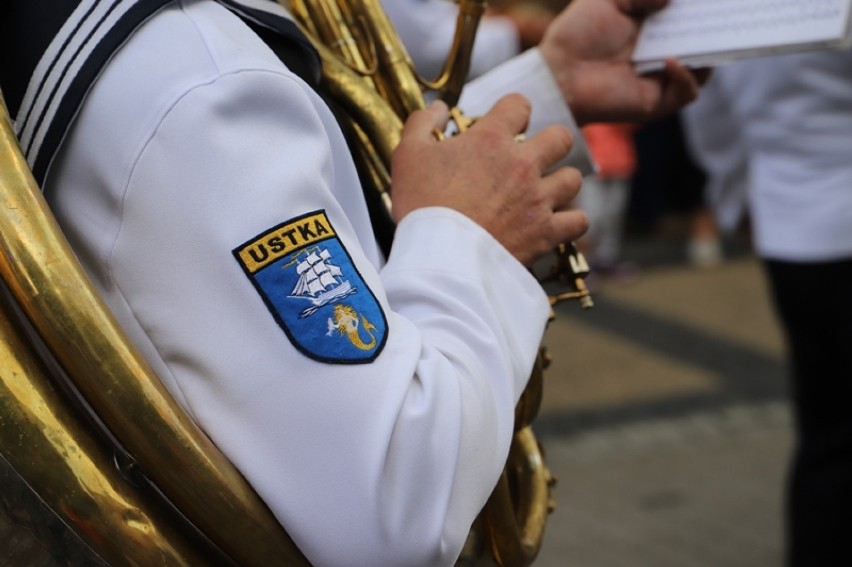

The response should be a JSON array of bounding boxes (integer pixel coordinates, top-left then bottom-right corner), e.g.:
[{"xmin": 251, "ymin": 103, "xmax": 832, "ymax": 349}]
[
  {"xmin": 681, "ymin": 74, "xmax": 749, "ymax": 233},
  {"xmin": 685, "ymin": 50, "xmax": 852, "ymax": 261},
  {"xmin": 44, "ymin": 0, "xmax": 584, "ymax": 564}
]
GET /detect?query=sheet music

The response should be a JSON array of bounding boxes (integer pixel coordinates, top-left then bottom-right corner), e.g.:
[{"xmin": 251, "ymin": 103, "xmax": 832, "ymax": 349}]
[{"xmin": 633, "ymin": 0, "xmax": 852, "ymax": 72}]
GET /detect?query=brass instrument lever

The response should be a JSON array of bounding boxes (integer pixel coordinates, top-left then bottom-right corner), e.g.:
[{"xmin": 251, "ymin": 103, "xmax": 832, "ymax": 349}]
[{"xmin": 543, "ymin": 242, "xmax": 594, "ymax": 309}]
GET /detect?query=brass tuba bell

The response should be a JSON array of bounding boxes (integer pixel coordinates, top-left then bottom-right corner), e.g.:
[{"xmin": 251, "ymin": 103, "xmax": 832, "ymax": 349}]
[{"xmin": 0, "ymin": 91, "xmax": 309, "ymax": 565}]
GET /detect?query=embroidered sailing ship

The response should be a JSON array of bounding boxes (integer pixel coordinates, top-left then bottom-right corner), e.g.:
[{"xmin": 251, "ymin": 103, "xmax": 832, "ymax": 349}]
[{"xmin": 289, "ymin": 247, "xmax": 357, "ymax": 317}]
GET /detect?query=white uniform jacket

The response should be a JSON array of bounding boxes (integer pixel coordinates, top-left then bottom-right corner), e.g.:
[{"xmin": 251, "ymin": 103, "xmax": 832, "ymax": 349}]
[{"xmin": 39, "ymin": 0, "xmax": 586, "ymax": 565}]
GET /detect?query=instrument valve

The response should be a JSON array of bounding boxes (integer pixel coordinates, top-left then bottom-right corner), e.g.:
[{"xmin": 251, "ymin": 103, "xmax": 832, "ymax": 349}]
[{"xmin": 543, "ymin": 242, "xmax": 594, "ymax": 309}]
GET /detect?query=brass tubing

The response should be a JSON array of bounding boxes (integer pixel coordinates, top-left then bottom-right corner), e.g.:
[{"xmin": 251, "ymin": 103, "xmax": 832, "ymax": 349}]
[
  {"xmin": 421, "ymin": 0, "xmax": 488, "ymax": 107},
  {"xmin": 482, "ymin": 427, "xmax": 554, "ymax": 567},
  {"xmin": 347, "ymin": 0, "xmax": 425, "ymax": 117},
  {"xmin": 0, "ymin": 296, "xmax": 222, "ymax": 565},
  {"xmin": 0, "ymin": 101, "xmax": 307, "ymax": 565}
]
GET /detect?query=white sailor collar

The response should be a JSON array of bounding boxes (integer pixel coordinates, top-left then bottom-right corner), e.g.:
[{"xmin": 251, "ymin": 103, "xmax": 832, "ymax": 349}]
[{"xmin": 0, "ymin": 0, "xmax": 316, "ymax": 185}]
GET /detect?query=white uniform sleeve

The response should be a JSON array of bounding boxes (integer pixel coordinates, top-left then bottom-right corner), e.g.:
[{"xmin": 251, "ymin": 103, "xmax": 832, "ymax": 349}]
[
  {"xmin": 46, "ymin": 4, "xmax": 550, "ymax": 566},
  {"xmin": 461, "ymin": 48, "xmax": 596, "ymax": 176}
]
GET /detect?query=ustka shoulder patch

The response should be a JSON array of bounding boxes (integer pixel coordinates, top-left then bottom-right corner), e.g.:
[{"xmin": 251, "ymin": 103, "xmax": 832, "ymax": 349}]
[{"xmin": 233, "ymin": 210, "xmax": 388, "ymax": 364}]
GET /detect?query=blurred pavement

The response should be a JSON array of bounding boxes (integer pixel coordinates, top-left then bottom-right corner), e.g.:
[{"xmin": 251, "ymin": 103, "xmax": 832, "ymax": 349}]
[{"xmin": 533, "ymin": 230, "xmax": 792, "ymax": 567}]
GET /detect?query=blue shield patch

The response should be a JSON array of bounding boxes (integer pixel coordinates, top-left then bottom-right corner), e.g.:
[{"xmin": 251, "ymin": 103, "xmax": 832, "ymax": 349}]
[{"xmin": 233, "ymin": 210, "xmax": 387, "ymax": 363}]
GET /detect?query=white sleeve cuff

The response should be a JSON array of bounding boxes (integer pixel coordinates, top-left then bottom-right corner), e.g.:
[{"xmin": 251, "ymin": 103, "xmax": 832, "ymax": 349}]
[{"xmin": 384, "ymin": 206, "xmax": 551, "ymax": 394}]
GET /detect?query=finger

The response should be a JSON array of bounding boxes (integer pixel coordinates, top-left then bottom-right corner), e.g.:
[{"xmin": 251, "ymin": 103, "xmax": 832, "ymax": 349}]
[
  {"xmin": 550, "ymin": 207, "xmax": 590, "ymax": 244},
  {"xmin": 479, "ymin": 93, "xmax": 533, "ymax": 136},
  {"xmin": 658, "ymin": 58, "xmax": 701, "ymax": 109},
  {"xmin": 401, "ymin": 99, "xmax": 450, "ymax": 142},
  {"xmin": 541, "ymin": 165, "xmax": 583, "ymax": 211},
  {"xmin": 692, "ymin": 66, "xmax": 713, "ymax": 86},
  {"xmin": 524, "ymin": 124, "xmax": 574, "ymax": 171}
]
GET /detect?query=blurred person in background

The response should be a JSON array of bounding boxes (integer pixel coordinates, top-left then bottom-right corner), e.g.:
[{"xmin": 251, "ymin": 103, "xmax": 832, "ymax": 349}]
[
  {"xmin": 680, "ymin": 50, "xmax": 852, "ymax": 567},
  {"xmin": 576, "ymin": 121, "xmax": 640, "ymax": 285},
  {"xmin": 629, "ymin": 112, "xmax": 723, "ymax": 267},
  {"xmin": 681, "ymin": 72, "xmax": 751, "ymax": 247},
  {"xmin": 382, "ymin": 0, "xmax": 554, "ymax": 81}
]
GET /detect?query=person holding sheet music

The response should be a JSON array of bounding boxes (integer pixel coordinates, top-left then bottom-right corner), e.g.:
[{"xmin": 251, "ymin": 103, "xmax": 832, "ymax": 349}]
[{"xmin": 682, "ymin": 50, "xmax": 852, "ymax": 566}]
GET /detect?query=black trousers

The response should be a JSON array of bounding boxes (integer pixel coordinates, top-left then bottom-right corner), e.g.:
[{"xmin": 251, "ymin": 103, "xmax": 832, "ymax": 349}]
[{"xmin": 765, "ymin": 258, "xmax": 852, "ymax": 567}]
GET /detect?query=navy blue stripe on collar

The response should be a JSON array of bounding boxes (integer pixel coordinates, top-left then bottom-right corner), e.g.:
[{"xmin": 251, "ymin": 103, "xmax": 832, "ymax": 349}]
[
  {"xmin": 0, "ymin": 0, "xmax": 81, "ymax": 119},
  {"xmin": 1, "ymin": 0, "xmax": 319, "ymax": 186},
  {"xmin": 6, "ymin": 0, "xmax": 174, "ymax": 185}
]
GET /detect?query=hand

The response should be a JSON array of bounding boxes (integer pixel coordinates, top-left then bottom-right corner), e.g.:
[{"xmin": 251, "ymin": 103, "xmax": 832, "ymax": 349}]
[
  {"xmin": 539, "ymin": 0, "xmax": 710, "ymax": 125},
  {"xmin": 391, "ymin": 96, "xmax": 588, "ymax": 267},
  {"xmin": 489, "ymin": 3, "xmax": 555, "ymax": 50}
]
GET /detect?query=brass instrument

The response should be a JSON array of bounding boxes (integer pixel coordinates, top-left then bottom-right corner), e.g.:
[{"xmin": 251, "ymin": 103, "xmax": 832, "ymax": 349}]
[
  {"xmin": 0, "ymin": 97, "xmax": 308, "ymax": 564},
  {"xmin": 283, "ymin": 1, "xmax": 592, "ymax": 565},
  {"xmin": 1, "ymin": 0, "xmax": 591, "ymax": 564}
]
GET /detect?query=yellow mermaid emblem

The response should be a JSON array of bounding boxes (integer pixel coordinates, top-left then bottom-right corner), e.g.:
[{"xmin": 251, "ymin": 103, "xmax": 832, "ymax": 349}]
[{"xmin": 326, "ymin": 304, "xmax": 378, "ymax": 351}]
